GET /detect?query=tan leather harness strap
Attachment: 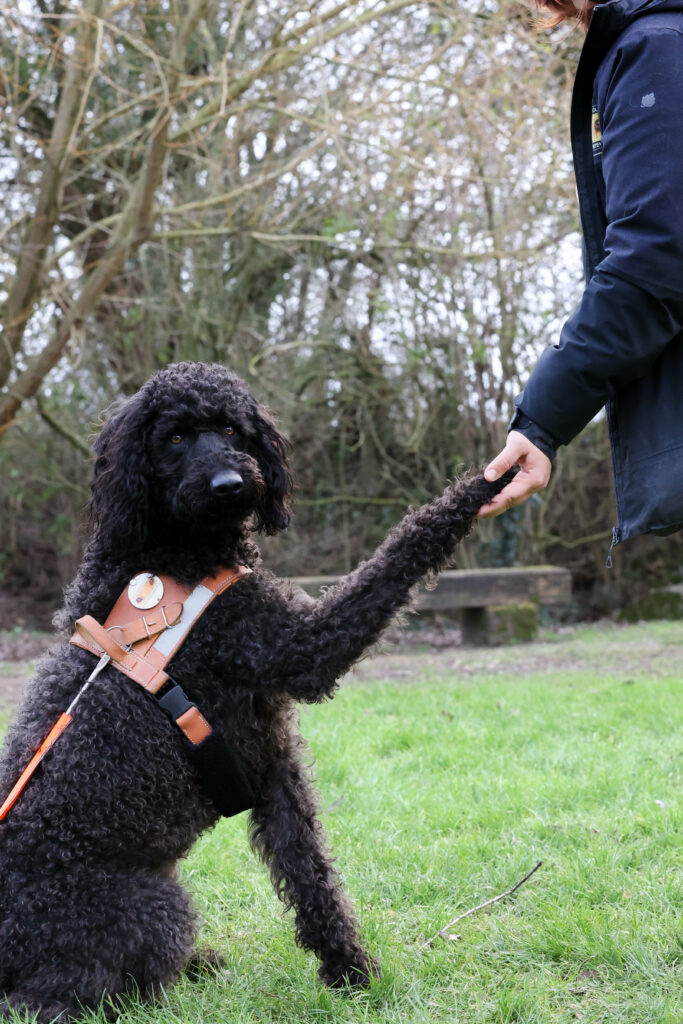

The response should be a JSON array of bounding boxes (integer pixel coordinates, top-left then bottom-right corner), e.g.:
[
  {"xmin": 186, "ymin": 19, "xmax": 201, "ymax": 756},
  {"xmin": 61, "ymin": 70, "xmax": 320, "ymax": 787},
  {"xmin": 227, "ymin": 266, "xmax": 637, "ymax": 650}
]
[
  {"xmin": 1, "ymin": 565, "xmax": 255, "ymax": 823},
  {"xmin": 69, "ymin": 565, "xmax": 251, "ymax": 743},
  {"xmin": 73, "ymin": 615, "xmax": 170, "ymax": 694},
  {"xmin": 106, "ymin": 602, "xmax": 184, "ymax": 649},
  {"xmin": 176, "ymin": 706, "xmax": 212, "ymax": 745}
]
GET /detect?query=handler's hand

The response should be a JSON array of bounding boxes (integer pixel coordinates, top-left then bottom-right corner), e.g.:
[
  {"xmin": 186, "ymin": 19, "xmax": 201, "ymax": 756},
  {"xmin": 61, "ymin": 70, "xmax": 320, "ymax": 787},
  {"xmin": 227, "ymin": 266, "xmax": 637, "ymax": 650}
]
[{"xmin": 477, "ymin": 431, "xmax": 552, "ymax": 519}]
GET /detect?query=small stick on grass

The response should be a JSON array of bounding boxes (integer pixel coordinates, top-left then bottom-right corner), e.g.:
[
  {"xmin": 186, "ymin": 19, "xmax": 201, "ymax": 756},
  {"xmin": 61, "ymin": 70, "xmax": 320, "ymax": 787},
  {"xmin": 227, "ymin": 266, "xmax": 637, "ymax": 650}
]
[{"xmin": 420, "ymin": 860, "xmax": 543, "ymax": 950}]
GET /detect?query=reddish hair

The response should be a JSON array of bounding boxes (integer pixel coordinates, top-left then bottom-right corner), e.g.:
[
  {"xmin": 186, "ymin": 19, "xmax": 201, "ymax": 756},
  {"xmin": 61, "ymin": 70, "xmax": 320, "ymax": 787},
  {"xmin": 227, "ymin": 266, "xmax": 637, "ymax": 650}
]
[{"xmin": 536, "ymin": 1, "xmax": 595, "ymax": 30}]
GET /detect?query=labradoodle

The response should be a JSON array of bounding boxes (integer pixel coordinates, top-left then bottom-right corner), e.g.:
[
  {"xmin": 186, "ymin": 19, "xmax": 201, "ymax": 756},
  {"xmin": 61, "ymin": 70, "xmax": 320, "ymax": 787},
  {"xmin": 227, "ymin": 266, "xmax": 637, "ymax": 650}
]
[{"xmin": 0, "ymin": 362, "xmax": 511, "ymax": 1021}]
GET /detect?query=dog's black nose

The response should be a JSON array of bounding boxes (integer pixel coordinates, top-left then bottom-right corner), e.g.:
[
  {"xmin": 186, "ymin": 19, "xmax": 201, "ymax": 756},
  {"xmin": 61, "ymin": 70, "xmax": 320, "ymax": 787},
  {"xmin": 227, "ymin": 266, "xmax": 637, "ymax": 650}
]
[{"xmin": 210, "ymin": 469, "xmax": 243, "ymax": 498}]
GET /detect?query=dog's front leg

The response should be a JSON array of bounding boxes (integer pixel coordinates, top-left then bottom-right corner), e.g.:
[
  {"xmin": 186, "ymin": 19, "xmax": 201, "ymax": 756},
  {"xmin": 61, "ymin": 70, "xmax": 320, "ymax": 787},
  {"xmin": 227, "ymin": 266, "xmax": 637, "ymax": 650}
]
[
  {"xmin": 276, "ymin": 471, "xmax": 512, "ymax": 696},
  {"xmin": 249, "ymin": 757, "xmax": 377, "ymax": 987}
]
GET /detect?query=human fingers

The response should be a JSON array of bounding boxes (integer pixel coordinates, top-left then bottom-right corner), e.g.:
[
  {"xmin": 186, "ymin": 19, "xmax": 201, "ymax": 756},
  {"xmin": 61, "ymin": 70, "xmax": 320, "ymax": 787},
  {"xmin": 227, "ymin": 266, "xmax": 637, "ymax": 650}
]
[
  {"xmin": 478, "ymin": 434, "xmax": 552, "ymax": 519},
  {"xmin": 483, "ymin": 432, "xmax": 528, "ymax": 483},
  {"xmin": 477, "ymin": 475, "xmax": 543, "ymax": 519}
]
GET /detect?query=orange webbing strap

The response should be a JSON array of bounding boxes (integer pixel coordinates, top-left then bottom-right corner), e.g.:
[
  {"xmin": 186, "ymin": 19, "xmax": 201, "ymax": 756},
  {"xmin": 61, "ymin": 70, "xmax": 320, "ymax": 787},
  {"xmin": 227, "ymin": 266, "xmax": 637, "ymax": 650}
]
[{"xmin": 0, "ymin": 712, "xmax": 72, "ymax": 821}]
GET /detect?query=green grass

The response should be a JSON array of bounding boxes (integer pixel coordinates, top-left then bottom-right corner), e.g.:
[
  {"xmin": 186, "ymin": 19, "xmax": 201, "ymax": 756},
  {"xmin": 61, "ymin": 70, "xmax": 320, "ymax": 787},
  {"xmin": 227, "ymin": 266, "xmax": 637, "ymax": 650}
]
[{"xmin": 1, "ymin": 623, "xmax": 682, "ymax": 1022}]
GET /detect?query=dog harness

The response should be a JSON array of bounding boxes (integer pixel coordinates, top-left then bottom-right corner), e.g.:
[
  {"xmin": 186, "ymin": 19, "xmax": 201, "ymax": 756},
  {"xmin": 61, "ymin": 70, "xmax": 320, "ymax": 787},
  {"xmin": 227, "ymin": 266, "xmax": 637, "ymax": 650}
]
[
  {"xmin": 70, "ymin": 566, "xmax": 251, "ymax": 742},
  {"xmin": 0, "ymin": 566, "xmax": 256, "ymax": 821}
]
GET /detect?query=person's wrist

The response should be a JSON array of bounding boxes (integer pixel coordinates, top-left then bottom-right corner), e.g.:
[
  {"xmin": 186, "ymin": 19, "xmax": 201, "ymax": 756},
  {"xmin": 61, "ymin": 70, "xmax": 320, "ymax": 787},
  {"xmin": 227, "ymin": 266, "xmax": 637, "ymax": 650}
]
[{"xmin": 508, "ymin": 409, "xmax": 558, "ymax": 462}]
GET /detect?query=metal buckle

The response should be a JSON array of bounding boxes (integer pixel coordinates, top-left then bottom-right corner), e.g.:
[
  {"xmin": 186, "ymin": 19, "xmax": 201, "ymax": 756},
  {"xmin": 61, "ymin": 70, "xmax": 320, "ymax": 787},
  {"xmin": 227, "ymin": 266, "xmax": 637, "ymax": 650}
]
[{"xmin": 106, "ymin": 625, "xmax": 133, "ymax": 653}]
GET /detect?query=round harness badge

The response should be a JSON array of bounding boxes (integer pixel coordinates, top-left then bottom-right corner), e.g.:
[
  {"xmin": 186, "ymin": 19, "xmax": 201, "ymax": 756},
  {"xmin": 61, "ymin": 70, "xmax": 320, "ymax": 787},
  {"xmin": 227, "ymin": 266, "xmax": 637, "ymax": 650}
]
[{"xmin": 127, "ymin": 573, "xmax": 164, "ymax": 609}]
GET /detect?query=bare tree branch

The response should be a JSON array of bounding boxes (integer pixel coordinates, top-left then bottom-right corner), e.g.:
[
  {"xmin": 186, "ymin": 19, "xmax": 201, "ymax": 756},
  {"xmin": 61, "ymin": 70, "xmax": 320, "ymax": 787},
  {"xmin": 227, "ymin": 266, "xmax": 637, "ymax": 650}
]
[
  {"xmin": 420, "ymin": 861, "xmax": 544, "ymax": 950},
  {"xmin": 35, "ymin": 396, "xmax": 91, "ymax": 456},
  {"xmin": 1, "ymin": 0, "xmax": 106, "ymax": 386}
]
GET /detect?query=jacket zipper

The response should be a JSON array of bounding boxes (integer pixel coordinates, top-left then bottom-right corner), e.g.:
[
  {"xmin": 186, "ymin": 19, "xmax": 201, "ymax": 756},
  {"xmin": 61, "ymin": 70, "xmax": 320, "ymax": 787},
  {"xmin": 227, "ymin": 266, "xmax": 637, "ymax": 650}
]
[
  {"xmin": 605, "ymin": 398, "xmax": 625, "ymax": 568},
  {"xmin": 606, "ymin": 526, "xmax": 620, "ymax": 569}
]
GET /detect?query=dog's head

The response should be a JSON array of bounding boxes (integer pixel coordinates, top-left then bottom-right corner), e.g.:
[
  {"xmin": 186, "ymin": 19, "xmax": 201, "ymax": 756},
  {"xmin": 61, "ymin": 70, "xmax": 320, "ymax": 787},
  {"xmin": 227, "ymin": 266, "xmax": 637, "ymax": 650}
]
[{"xmin": 88, "ymin": 363, "xmax": 293, "ymax": 550}]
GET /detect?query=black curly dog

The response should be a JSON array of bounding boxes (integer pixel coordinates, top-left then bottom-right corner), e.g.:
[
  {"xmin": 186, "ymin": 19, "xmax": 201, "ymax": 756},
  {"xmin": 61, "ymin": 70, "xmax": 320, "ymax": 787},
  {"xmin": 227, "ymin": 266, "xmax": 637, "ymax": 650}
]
[{"xmin": 0, "ymin": 363, "xmax": 511, "ymax": 1021}]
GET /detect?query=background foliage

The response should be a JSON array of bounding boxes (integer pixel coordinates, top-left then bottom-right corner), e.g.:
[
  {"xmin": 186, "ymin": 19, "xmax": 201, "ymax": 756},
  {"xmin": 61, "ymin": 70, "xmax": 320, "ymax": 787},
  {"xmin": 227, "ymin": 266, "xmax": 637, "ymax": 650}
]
[{"xmin": 1, "ymin": 0, "xmax": 680, "ymax": 623}]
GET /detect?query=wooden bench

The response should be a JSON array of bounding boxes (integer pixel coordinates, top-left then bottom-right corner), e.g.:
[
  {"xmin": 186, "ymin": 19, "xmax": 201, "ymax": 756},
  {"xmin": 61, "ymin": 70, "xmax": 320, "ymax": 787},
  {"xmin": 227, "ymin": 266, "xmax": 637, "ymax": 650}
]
[{"xmin": 293, "ymin": 566, "xmax": 572, "ymax": 645}]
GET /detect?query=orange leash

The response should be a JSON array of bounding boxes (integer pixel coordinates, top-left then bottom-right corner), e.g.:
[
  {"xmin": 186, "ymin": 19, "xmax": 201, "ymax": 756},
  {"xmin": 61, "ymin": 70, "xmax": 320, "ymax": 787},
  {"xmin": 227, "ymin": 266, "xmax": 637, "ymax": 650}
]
[
  {"xmin": 0, "ymin": 712, "xmax": 72, "ymax": 821},
  {"xmin": 0, "ymin": 648, "xmax": 111, "ymax": 822}
]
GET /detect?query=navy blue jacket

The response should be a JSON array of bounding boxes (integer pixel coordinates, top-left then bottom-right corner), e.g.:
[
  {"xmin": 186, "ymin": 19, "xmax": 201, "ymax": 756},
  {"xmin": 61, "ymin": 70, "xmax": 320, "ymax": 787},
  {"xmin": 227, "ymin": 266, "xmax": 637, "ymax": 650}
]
[{"xmin": 512, "ymin": 0, "xmax": 683, "ymax": 545}]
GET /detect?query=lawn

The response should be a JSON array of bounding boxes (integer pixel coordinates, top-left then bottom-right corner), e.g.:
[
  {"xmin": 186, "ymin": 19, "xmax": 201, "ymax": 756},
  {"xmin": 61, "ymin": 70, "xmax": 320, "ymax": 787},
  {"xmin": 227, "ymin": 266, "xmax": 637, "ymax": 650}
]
[{"xmin": 0, "ymin": 622, "xmax": 681, "ymax": 1023}]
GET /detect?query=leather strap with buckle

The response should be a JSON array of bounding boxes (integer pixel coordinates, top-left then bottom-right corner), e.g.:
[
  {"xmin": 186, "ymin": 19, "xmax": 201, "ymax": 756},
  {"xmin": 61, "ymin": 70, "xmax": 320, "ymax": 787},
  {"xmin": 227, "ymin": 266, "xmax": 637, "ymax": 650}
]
[
  {"xmin": 69, "ymin": 565, "xmax": 251, "ymax": 744},
  {"xmin": 0, "ymin": 565, "xmax": 255, "ymax": 823}
]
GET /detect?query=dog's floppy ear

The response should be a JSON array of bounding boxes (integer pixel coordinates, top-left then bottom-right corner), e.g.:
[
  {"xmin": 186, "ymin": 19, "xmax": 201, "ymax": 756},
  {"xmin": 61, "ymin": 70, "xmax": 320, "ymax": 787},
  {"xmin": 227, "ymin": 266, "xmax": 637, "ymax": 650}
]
[
  {"xmin": 87, "ymin": 391, "xmax": 152, "ymax": 551},
  {"xmin": 250, "ymin": 405, "xmax": 293, "ymax": 535}
]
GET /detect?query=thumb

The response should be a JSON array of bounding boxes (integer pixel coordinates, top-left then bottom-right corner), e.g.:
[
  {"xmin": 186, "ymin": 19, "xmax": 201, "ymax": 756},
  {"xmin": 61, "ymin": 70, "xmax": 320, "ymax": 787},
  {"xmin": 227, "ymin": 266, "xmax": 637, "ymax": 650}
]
[{"xmin": 484, "ymin": 437, "xmax": 522, "ymax": 482}]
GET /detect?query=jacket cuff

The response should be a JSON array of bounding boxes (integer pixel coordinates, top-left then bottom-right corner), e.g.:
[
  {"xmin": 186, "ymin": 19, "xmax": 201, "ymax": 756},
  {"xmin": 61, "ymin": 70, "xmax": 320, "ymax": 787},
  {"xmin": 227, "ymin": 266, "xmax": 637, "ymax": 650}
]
[{"xmin": 508, "ymin": 407, "xmax": 559, "ymax": 462}]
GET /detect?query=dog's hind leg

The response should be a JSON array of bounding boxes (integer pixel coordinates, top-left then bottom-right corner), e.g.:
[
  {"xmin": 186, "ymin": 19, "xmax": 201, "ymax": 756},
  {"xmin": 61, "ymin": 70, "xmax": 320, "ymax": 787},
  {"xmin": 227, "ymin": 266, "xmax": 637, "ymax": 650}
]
[
  {"xmin": 1, "ymin": 867, "xmax": 196, "ymax": 1022},
  {"xmin": 249, "ymin": 758, "xmax": 378, "ymax": 988}
]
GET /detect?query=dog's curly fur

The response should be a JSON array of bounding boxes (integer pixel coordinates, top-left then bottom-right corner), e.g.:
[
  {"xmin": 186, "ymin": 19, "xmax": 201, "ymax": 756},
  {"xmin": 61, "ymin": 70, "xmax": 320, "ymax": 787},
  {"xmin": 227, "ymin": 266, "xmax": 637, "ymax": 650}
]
[{"xmin": 0, "ymin": 362, "xmax": 512, "ymax": 1021}]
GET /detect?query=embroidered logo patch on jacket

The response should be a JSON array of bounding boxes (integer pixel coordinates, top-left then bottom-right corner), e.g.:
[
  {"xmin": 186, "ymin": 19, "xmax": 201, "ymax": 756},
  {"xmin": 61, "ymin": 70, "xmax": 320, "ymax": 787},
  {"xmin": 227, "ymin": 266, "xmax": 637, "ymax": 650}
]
[{"xmin": 591, "ymin": 106, "xmax": 602, "ymax": 155}]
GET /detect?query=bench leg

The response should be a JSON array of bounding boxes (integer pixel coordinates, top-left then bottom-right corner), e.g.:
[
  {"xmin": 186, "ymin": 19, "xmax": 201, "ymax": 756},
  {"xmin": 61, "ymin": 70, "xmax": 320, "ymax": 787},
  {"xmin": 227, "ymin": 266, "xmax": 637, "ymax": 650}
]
[
  {"xmin": 461, "ymin": 603, "xmax": 538, "ymax": 645},
  {"xmin": 461, "ymin": 607, "xmax": 488, "ymax": 645}
]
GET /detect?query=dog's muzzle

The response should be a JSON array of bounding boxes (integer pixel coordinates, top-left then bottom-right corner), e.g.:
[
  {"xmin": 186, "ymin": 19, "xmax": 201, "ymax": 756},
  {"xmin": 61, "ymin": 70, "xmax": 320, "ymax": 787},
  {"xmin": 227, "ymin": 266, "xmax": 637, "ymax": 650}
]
[{"xmin": 210, "ymin": 469, "xmax": 244, "ymax": 499}]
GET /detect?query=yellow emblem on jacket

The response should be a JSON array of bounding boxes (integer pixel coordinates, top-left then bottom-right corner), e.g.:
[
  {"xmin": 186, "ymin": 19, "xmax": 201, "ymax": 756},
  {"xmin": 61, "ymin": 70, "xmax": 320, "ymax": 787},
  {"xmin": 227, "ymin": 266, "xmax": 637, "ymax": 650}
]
[{"xmin": 591, "ymin": 107, "xmax": 602, "ymax": 155}]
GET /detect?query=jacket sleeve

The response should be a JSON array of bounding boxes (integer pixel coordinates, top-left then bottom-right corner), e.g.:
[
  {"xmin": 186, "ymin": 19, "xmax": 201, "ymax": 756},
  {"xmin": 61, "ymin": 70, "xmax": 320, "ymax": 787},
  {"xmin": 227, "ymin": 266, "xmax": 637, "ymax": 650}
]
[
  {"xmin": 508, "ymin": 409, "xmax": 560, "ymax": 460},
  {"xmin": 515, "ymin": 23, "xmax": 683, "ymax": 446}
]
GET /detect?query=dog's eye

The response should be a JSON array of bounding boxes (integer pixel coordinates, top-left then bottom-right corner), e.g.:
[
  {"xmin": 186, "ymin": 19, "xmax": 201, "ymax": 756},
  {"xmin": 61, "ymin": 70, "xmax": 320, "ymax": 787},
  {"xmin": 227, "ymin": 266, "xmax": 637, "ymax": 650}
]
[
  {"xmin": 224, "ymin": 426, "xmax": 235, "ymax": 437},
  {"xmin": 170, "ymin": 434, "xmax": 183, "ymax": 445}
]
